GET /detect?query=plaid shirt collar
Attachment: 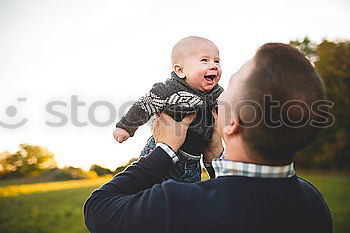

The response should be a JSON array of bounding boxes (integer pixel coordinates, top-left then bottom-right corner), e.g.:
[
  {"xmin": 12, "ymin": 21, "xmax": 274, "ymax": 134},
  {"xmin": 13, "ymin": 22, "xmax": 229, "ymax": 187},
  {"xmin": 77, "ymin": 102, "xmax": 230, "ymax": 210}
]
[{"xmin": 212, "ymin": 158, "xmax": 295, "ymax": 179}]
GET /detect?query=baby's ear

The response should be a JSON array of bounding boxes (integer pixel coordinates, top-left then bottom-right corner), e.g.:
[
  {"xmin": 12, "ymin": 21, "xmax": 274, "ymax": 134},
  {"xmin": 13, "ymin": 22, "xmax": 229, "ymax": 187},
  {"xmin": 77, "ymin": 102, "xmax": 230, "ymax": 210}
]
[{"xmin": 173, "ymin": 64, "xmax": 186, "ymax": 79}]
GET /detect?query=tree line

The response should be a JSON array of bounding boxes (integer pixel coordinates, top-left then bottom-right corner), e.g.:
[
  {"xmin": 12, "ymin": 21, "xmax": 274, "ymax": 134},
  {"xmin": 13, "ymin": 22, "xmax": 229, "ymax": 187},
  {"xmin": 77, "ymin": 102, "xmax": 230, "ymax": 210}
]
[
  {"xmin": 0, "ymin": 143, "xmax": 137, "ymax": 179},
  {"xmin": 290, "ymin": 37, "xmax": 350, "ymax": 170}
]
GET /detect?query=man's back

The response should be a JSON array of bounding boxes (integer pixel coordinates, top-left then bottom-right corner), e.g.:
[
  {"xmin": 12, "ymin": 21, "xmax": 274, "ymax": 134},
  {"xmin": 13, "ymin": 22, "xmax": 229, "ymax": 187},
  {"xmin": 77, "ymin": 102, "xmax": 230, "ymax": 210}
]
[
  {"xmin": 157, "ymin": 175, "xmax": 332, "ymax": 233},
  {"xmin": 84, "ymin": 148, "xmax": 332, "ymax": 233},
  {"xmin": 174, "ymin": 176, "xmax": 331, "ymax": 233}
]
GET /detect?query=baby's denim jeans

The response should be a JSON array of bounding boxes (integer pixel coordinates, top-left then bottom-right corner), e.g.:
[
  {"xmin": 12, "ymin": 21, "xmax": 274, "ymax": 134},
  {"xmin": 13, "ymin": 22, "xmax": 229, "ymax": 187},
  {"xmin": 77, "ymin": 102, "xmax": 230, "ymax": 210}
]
[{"xmin": 140, "ymin": 136, "xmax": 201, "ymax": 183}]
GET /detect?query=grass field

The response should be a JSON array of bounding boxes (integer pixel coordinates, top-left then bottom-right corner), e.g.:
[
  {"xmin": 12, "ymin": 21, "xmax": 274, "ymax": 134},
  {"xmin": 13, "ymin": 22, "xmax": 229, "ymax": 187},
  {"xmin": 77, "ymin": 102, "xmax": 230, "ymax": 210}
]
[
  {"xmin": 0, "ymin": 186, "xmax": 95, "ymax": 233},
  {"xmin": 0, "ymin": 176, "xmax": 111, "ymax": 197},
  {"xmin": 297, "ymin": 171, "xmax": 350, "ymax": 233},
  {"xmin": 0, "ymin": 172, "xmax": 349, "ymax": 233}
]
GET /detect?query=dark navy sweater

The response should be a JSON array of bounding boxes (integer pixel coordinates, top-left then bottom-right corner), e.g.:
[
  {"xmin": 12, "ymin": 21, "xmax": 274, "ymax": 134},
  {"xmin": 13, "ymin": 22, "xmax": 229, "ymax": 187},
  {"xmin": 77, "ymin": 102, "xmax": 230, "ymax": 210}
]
[{"xmin": 83, "ymin": 147, "xmax": 332, "ymax": 233}]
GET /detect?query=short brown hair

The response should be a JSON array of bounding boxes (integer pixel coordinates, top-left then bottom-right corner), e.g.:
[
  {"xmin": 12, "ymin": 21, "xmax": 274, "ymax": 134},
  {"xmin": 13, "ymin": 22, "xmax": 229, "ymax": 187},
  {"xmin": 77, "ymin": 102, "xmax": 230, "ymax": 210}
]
[{"xmin": 236, "ymin": 43, "xmax": 326, "ymax": 164}]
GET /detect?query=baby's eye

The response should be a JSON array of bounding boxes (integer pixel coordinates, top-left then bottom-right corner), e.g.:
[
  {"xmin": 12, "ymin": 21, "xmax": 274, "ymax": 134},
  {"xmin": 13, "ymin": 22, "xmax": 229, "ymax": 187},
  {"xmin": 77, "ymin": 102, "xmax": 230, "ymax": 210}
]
[
  {"xmin": 201, "ymin": 58, "xmax": 208, "ymax": 62},
  {"xmin": 214, "ymin": 60, "xmax": 220, "ymax": 64}
]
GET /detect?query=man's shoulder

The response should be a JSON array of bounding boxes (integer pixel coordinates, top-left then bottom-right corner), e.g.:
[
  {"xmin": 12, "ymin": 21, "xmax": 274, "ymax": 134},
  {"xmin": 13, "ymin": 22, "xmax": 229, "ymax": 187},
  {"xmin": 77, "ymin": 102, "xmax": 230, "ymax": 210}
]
[
  {"xmin": 157, "ymin": 176, "xmax": 325, "ymax": 202},
  {"xmin": 296, "ymin": 176, "xmax": 325, "ymax": 197},
  {"xmin": 154, "ymin": 177, "xmax": 242, "ymax": 203},
  {"xmin": 158, "ymin": 178, "xmax": 222, "ymax": 196},
  {"xmin": 296, "ymin": 176, "xmax": 331, "ymax": 212}
]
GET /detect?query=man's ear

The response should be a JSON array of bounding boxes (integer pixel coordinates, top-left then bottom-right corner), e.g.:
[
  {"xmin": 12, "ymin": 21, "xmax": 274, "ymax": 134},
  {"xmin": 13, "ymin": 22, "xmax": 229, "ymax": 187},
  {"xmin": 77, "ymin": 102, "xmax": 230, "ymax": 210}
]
[
  {"xmin": 223, "ymin": 114, "xmax": 240, "ymax": 136},
  {"xmin": 173, "ymin": 64, "xmax": 186, "ymax": 79}
]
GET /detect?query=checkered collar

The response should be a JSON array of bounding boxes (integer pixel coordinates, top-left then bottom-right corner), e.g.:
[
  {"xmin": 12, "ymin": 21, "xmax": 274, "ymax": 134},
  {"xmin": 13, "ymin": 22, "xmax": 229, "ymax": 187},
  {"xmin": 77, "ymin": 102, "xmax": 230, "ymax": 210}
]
[{"xmin": 212, "ymin": 158, "xmax": 295, "ymax": 179}]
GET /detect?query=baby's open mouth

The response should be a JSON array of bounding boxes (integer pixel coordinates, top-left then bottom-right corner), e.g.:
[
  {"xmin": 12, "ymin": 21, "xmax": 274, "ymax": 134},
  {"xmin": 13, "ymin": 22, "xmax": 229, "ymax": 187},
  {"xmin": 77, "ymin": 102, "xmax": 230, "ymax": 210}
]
[{"xmin": 204, "ymin": 75, "xmax": 216, "ymax": 81}]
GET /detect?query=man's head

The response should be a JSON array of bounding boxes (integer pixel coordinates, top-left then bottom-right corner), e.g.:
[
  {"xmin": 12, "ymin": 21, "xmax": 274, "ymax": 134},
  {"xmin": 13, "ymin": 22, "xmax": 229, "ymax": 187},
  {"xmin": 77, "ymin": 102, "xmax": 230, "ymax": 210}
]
[
  {"xmin": 171, "ymin": 36, "xmax": 221, "ymax": 92},
  {"xmin": 218, "ymin": 43, "xmax": 326, "ymax": 164}
]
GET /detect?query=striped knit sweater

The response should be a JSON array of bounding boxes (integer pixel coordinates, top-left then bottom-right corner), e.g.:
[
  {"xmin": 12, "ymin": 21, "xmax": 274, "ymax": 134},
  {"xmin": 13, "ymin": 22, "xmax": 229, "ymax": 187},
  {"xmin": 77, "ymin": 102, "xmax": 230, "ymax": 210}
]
[{"xmin": 116, "ymin": 71, "xmax": 224, "ymax": 155}]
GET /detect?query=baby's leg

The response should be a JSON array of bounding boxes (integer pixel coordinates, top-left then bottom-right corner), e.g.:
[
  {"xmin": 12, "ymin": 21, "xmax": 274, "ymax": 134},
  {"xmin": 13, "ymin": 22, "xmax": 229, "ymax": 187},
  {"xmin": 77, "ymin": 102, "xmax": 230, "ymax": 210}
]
[
  {"xmin": 164, "ymin": 150, "xmax": 201, "ymax": 183},
  {"xmin": 180, "ymin": 157, "xmax": 202, "ymax": 183},
  {"xmin": 140, "ymin": 138, "xmax": 202, "ymax": 183},
  {"xmin": 139, "ymin": 136, "xmax": 157, "ymax": 157}
]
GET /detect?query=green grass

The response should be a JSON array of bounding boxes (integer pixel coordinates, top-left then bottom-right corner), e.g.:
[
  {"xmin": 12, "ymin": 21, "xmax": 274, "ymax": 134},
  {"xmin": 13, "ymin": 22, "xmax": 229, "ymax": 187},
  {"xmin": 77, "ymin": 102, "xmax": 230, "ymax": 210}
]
[
  {"xmin": 297, "ymin": 171, "xmax": 350, "ymax": 233},
  {"xmin": 0, "ymin": 172, "xmax": 349, "ymax": 233},
  {"xmin": 0, "ymin": 175, "xmax": 80, "ymax": 186},
  {"xmin": 0, "ymin": 186, "xmax": 98, "ymax": 233}
]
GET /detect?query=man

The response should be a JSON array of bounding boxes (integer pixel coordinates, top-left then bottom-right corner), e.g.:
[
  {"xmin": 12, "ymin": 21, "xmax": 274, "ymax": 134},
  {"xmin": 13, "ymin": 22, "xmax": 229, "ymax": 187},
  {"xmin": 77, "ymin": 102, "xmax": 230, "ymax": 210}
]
[{"xmin": 84, "ymin": 43, "xmax": 332, "ymax": 233}]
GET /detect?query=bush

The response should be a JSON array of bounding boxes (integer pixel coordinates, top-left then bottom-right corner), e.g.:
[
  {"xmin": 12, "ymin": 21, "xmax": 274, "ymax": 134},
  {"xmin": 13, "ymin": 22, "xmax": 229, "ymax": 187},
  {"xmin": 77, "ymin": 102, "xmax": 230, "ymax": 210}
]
[{"xmin": 41, "ymin": 167, "xmax": 96, "ymax": 181}]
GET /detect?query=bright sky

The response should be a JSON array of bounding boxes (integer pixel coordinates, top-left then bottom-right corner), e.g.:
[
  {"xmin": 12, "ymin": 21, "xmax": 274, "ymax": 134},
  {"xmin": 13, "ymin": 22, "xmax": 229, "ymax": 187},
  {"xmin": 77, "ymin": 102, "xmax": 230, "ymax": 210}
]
[{"xmin": 1, "ymin": 0, "xmax": 349, "ymax": 170}]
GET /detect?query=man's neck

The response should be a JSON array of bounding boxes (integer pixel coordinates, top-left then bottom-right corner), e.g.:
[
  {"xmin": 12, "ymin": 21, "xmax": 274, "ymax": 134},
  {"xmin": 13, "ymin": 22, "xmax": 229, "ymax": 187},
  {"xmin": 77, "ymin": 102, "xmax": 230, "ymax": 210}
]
[
  {"xmin": 224, "ymin": 143, "xmax": 293, "ymax": 166},
  {"xmin": 224, "ymin": 144, "xmax": 249, "ymax": 163},
  {"xmin": 223, "ymin": 137, "xmax": 283, "ymax": 166}
]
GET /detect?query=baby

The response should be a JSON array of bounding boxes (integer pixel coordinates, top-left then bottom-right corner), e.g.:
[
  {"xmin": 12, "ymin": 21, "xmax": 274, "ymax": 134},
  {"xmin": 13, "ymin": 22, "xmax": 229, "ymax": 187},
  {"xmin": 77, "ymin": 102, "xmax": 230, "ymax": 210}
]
[{"xmin": 113, "ymin": 36, "xmax": 223, "ymax": 182}]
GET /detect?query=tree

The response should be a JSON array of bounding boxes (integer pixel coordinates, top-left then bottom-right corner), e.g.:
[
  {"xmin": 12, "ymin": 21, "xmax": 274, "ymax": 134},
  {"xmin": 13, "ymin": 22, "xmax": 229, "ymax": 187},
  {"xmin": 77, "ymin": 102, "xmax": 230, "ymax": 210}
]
[
  {"xmin": 114, "ymin": 157, "xmax": 138, "ymax": 174},
  {"xmin": 313, "ymin": 41, "xmax": 350, "ymax": 169},
  {"xmin": 290, "ymin": 39, "xmax": 350, "ymax": 169},
  {"xmin": 90, "ymin": 164, "xmax": 113, "ymax": 176},
  {"xmin": 289, "ymin": 36, "xmax": 318, "ymax": 63},
  {"xmin": 0, "ymin": 144, "xmax": 57, "ymax": 177}
]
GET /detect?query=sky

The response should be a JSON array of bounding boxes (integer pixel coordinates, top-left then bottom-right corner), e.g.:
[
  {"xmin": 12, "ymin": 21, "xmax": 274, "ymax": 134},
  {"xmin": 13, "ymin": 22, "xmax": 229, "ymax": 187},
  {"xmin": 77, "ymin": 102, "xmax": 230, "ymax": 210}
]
[{"xmin": 0, "ymin": 0, "xmax": 349, "ymax": 170}]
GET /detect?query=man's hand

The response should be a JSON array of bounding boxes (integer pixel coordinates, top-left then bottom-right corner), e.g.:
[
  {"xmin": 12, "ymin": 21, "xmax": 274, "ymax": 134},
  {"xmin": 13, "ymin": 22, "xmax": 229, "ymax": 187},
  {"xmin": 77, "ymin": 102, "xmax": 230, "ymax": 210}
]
[
  {"xmin": 152, "ymin": 113, "xmax": 195, "ymax": 152},
  {"xmin": 113, "ymin": 128, "xmax": 131, "ymax": 143},
  {"xmin": 203, "ymin": 109, "xmax": 224, "ymax": 163}
]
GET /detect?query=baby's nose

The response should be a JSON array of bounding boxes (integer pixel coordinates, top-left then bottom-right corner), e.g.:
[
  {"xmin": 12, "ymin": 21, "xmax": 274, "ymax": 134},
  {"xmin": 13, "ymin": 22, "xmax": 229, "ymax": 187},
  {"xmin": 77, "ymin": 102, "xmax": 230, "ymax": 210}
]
[{"xmin": 209, "ymin": 62, "xmax": 218, "ymax": 70}]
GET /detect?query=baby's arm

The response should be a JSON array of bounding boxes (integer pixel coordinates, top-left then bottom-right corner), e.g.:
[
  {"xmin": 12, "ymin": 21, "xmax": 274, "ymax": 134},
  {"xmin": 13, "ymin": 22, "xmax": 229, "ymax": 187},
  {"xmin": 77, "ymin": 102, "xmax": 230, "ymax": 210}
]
[{"xmin": 114, "ymin": 82, "xmax": 171, "ymax": 142}]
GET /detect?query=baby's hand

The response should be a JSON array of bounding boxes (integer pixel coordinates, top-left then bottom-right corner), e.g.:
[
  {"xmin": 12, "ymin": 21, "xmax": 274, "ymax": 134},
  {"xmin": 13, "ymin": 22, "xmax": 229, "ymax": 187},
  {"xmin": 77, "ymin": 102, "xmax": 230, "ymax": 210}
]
[{"xmin": 113, "ymin": 128, "xmax": 130, "ymax": 143}]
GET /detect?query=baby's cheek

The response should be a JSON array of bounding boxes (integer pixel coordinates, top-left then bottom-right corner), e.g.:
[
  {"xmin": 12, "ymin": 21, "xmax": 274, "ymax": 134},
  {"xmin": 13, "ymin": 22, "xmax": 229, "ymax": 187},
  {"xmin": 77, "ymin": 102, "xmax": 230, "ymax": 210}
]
[
  {"xmin": 193, "ymin": 72, "xmax": 204, "ymax": 82},
  {"xmin": 216, "ymin": 73, "xmax": 222, "ymax": 83}
]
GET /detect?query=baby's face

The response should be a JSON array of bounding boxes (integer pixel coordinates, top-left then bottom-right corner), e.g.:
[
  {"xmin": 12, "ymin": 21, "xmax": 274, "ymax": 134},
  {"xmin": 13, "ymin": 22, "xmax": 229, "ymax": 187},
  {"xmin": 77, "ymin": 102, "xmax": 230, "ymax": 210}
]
[{"xmin": 180, "ymin": 41, "xmax": 221, "ymax": 92}]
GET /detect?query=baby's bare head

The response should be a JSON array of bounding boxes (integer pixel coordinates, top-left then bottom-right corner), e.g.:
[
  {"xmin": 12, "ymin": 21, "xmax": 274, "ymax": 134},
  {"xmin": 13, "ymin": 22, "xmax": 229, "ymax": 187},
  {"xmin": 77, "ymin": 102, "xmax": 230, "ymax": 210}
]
[
  {"xmin": 171, "ymin": 36, "xmax": 218, "ymax": 66},
  {"xmin": 171, "ymin": 36, "xmax": 221, "ymax": 92}
]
